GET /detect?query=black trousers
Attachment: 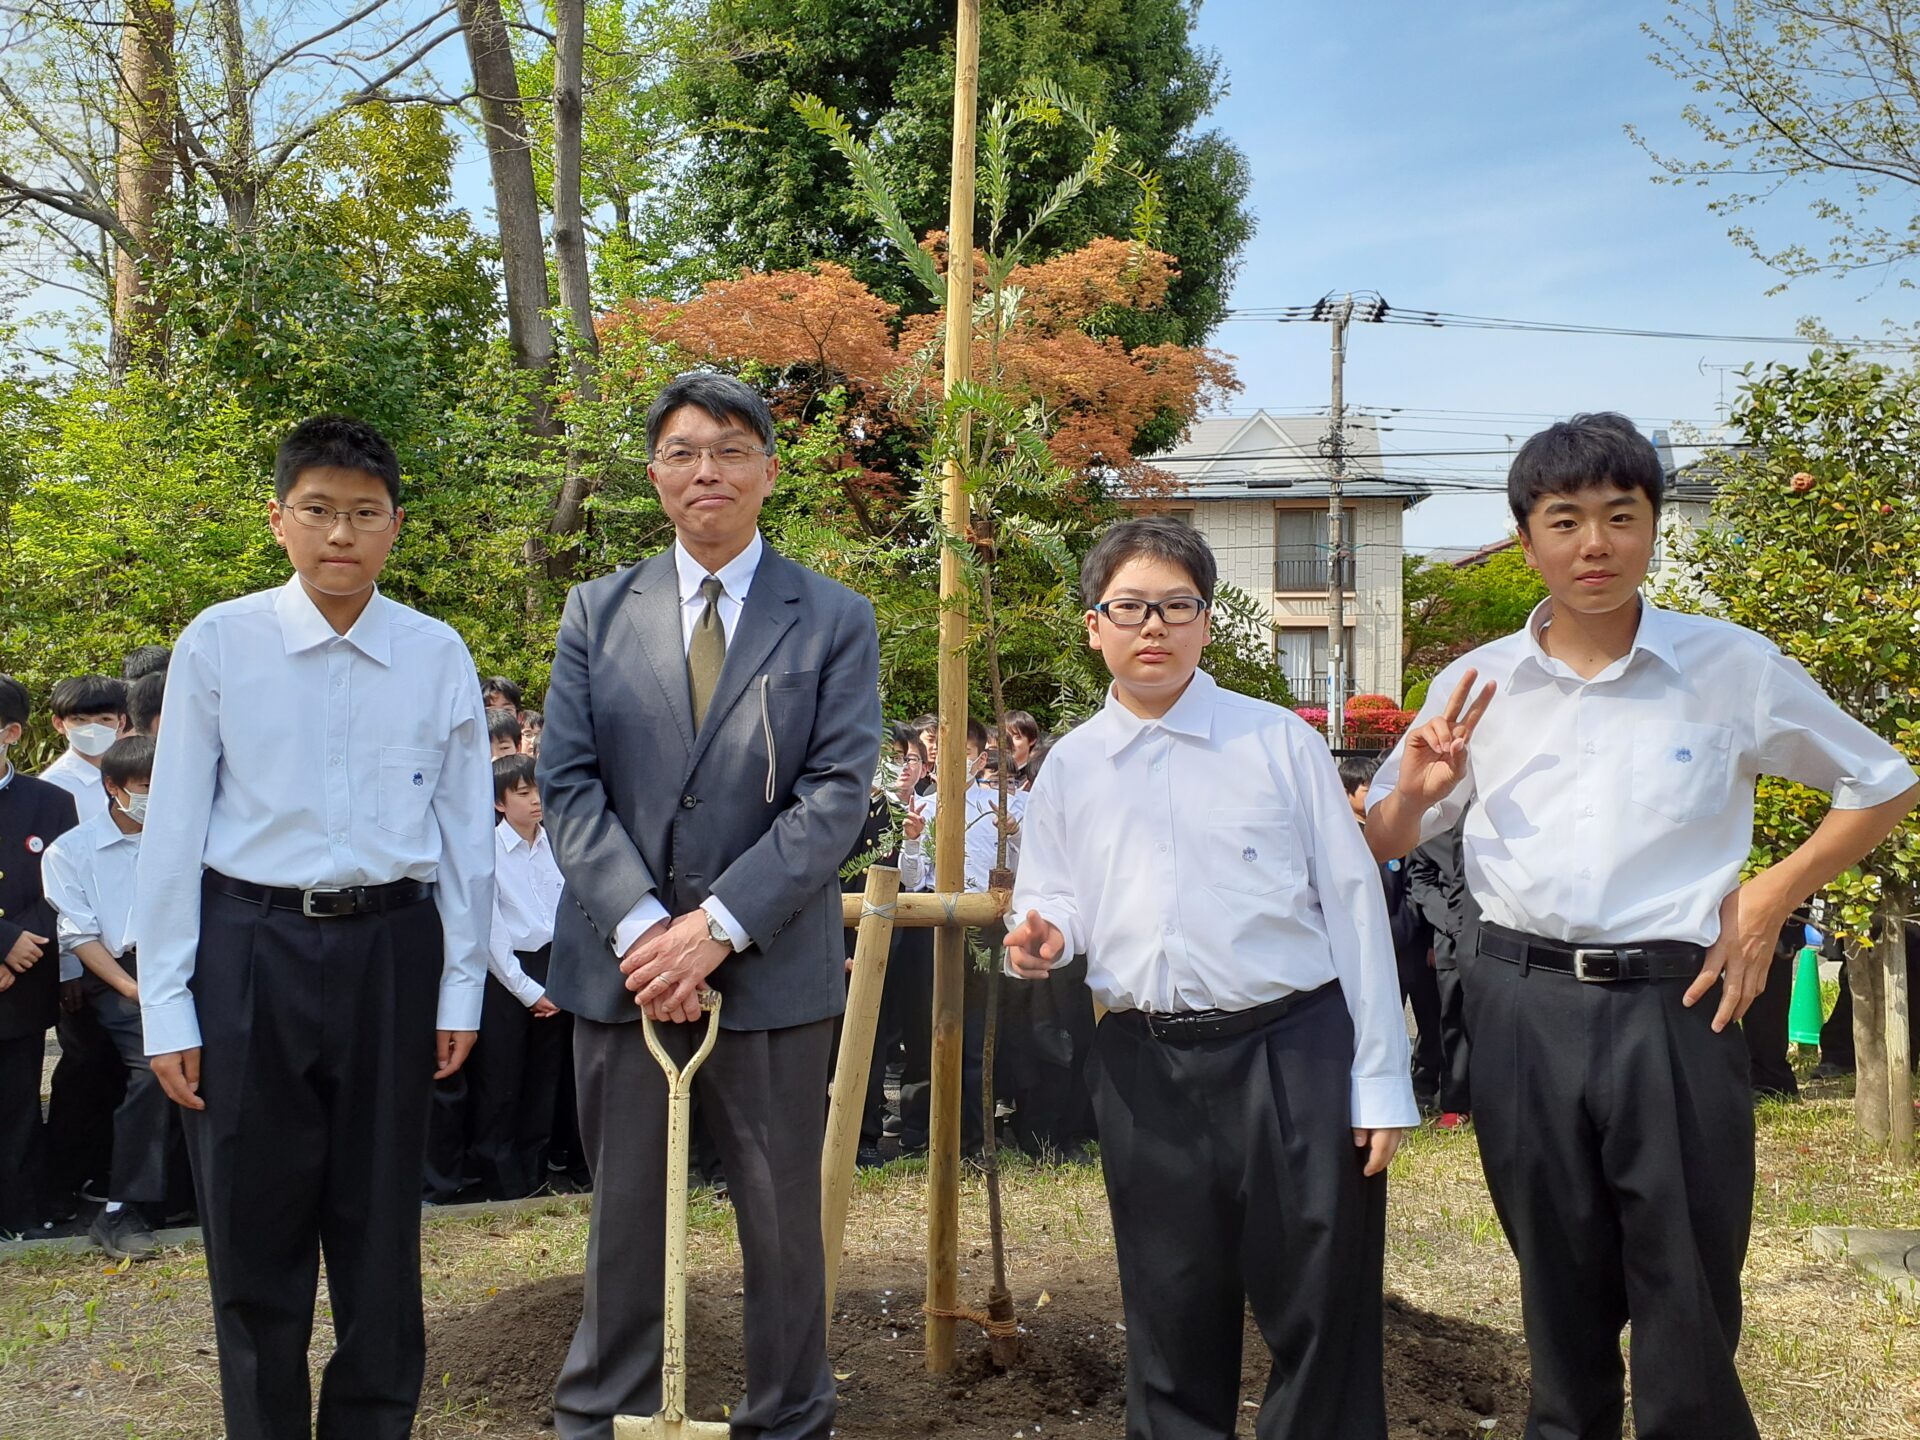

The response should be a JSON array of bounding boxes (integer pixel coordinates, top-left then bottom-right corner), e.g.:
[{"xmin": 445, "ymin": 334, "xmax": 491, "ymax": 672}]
[
  {"xmin": 1000, "ymin": 953, "xmax": 1097, "ymax": 1156},
  {"xmin": 1740, "ymin": 943, "xmax": 1798, "ymax": 1099},
  {"xmin": 1396, "ymin": 949, "xmax": 1445, "ymax": 1108},
  {"xmin": 1090, "ymin": 984, "xmax": 1388, "ymax": 1440},
  {"xmin": 556, "ymin": 1014, "xmax": 837, "ymax": 1440},
  {"xmin": 467, "ymin": 948, "xmax": 569, "ymax": 1200},
  {"xmin": 0, "ymin": 1029, "xmax": 48, "ymax": 1233},
  {"xmin": 86, "ymin": 958, "xmax": 170, "ymax": 1204},
  {"xmin": 888, "ymin": 926, "xmax": 935, "ymax": 1149},
  {"xmin": 186, "ymin": 879, "xmax": 443, "ymax": 1440},
  {"xmin": 1433, "ymin": 962, "xmax": 1472, "ymax": 1114},
  {"xmin": 46, "ymin": 998, "xmax": 121, "ymax": 1198},
  {"xmin": 895, "ymin": 926, "xmax": 988, "ymax": 1153},
  {"xmin": 1465, "ymin": 951, "xmax": 1759, "ymax": 1440}
]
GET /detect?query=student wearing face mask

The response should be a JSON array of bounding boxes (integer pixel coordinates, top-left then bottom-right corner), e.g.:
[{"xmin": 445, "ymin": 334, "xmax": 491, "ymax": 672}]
[
  {"xmin": 0, "ymin": 675, "xmax": 81, "ymax": 1238},
  {"xmin": 38, "ymin": 675, "xmax": 130, "ymax": 1220},
  {"xmin": 39, "ymin": 676, "xmax": 129, "ymax": 824},
  {"xmin": 42, "ymin": 736, "xmax": 170, "ymax": 1259}
]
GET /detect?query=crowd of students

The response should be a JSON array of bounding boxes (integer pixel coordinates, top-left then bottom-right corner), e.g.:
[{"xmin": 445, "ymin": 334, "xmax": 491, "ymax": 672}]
[{"xmin": 0, "ymin": 400, "xmax": 1916, "ymax": 1440}]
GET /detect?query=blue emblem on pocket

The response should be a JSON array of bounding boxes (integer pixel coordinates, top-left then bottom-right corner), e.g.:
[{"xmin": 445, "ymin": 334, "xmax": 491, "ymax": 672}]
[
  {"xmin": 412, "ymin": 772, "xmax": 425, "ymax": 785},
  {"xmin": 1675, "ymin": 748, "xmax": 1693, "ymax": 764},
  {"xmin": 1242, "ymin": 846, "xmax": 1257, "ymax": 862}
]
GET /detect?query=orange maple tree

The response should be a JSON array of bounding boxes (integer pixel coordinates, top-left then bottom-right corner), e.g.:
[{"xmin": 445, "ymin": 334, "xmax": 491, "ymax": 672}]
[{"xmin": 600, "ymin": 236, "xmax": 1238, "ymax": 499}]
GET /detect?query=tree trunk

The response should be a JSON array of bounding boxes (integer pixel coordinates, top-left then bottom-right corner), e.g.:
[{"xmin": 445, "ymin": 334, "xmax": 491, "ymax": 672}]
[
  {"xmin": 546, "ymin": 0, "xmax": 599, "ymax": 568},
  {"xmin": 1884, "ymin": 893, "xmax": 1912, "ymax": 1163},
  {"xmin": 456, "ymin": 0, "xmax": 557, "ymax": 430},
  {"xmin": 211, "ymin": 0, "xmax": 257, "ymax": 229},
  {"xmin": 110, "ymin": 0, "xmax": 175, "ymax": 382},
  {"xmin": 1853, "ymin": 932, "xmax": 1891, "ymax": 1144}
]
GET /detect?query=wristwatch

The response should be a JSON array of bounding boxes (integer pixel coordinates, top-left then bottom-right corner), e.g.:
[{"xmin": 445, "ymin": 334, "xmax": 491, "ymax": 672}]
[{"xmin": 704, "ymin": 910, "xmax": 733, "ymax": 949}]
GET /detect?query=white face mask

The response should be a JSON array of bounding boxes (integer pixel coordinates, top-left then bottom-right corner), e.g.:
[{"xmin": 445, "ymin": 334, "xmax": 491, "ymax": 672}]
[
  {"xmin": 117, "ymin": 792, "xmax": 149, "ymax": 826},
  {"xmin": 66, "ymin": 721, "xmax": 118, "ymax": 758}
]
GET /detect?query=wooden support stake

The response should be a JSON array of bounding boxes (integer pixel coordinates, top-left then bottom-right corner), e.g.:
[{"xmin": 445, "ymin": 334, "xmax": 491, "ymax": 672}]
[
  {"xmin": 1884, "ymin": 895, "xmax": 1913, "ymax": 1163},
  {"xmin": 822, "ymin": 865, "xmax": 901, "ymax": 1311},
  {"xmin": 840, "ymin": 889, "xmax": 1007, "ymax": 929},
  {"xmin": 927, "ymin": 0, "xmax": 981, "ymax": 1378},
  {"xmin": 1853, "ymin": 935, "xmax": 1891, "ymax": 1145}
]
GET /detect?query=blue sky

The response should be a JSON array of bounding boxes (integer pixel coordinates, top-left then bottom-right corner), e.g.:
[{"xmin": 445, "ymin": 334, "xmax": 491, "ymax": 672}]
[{"xmin": 1189, "ymin": 1, "xmax": 1920, "ymax": 548}]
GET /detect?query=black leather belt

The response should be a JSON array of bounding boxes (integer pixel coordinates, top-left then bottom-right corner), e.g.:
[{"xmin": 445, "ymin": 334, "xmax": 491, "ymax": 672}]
[
  {"xmin": 211, "ymin": 872, "xmax": 434, "ymax": 919},
  {"xmin": 1479, "ymin": 922, "xmax": 1704, "ymax": 982},
  {"xmin": 1119, "ymin": 982, "xmax": 1334, "ymax": 1043}
]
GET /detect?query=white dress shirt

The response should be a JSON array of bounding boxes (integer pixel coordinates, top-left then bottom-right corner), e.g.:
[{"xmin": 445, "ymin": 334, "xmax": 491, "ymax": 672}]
[
  {"xmin": 135, "ymin": 577, "xmax": 496, "ymax": 1055},
  {"xmin": 39, "ymin": 751, "xmax": 108, "ymax": 981},
  {"xmin": 608, "ymin": 533, "xmax": 763, "ymax": 957},
  {"xmin": 899, "ymin": 782, "xmax": 1026, "ymax": 893},
  {"xmin": 1011, "ymin": 669, "xmax": 1418, "ymax": 1128},
  {"xmin": 1369, "ymin": 599, "xmax": 1919, "ymax": 947},
  {"xmin": 43, "ymin": 810, "xmax": 140, "ymax": 962},
  {"xmin": 490, "ymin": 818, "xmax": 565, "ymax": 1008},
  {"xmin": 39, "ymin": 747, "xmax": 108, "ymax": 823}
]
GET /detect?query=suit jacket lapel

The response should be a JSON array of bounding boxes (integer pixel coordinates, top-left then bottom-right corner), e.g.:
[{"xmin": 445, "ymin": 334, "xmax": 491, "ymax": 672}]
[
  {"xmin": 623, "ymin": 549, "xmax": 696, "ymax": 757},
  {"xmin": 687, "ymin": 547, "xmax": 802, "ymax": 771}
]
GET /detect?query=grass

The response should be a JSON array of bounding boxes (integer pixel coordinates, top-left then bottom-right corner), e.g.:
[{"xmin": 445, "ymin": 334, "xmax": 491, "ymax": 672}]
[{"xmin": 4, "ymin": 1076, "xmax": 1919, "ymax": 1439}]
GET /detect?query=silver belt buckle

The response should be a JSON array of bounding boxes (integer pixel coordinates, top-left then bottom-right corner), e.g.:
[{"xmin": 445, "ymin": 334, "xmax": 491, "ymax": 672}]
[
  {"xmin": 1572, "ymin": 948, "xmax": 1619, "ymax": 982},
  {"xmin": 301, "ymin": 888, "xmax": 342, "ymax": 918}
]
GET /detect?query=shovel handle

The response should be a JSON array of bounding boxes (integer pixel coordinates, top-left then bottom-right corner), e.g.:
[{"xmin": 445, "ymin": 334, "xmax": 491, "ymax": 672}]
[{"xmin": 641, "ymin": 989, "xmax": 723, "ymax": 1093}]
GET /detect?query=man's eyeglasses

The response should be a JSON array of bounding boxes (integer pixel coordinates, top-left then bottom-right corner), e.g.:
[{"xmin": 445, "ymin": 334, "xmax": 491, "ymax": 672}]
[
  {"xmin": 1092, "ymin": 596, "xmax": 1208, "ymax": 627},
  {"xmin": 651, "ymin": 443, "xmax": 773, "ymax": 472},
  {"xmin": 280, "ymin": 502, "xmax": 397, "ymax": 533}
]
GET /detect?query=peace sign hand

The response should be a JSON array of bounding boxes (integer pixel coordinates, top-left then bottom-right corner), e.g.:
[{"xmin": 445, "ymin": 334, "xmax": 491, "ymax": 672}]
[
  {"xmin": 1399, "ymin": 668, "xmax": 1495, "ymax": 808},
  {"xmin": 903, "ymin": 795, "xmax": 926, "ymax": 842}
]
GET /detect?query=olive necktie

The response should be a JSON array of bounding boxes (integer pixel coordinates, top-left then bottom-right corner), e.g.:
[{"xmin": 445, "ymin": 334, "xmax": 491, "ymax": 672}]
[{"xmin": 688, "ymin": 575, "xmax": 727, "ymax": 730}]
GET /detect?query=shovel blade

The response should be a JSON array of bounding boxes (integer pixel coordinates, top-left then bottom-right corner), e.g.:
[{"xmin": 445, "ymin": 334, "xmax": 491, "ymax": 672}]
[{"xmin": 612, "ymin": 1413, "xmax": 732, "ymax": 1440}]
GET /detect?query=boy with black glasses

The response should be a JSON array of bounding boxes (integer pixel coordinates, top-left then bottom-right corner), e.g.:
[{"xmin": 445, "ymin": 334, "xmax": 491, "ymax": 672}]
[{"xmin": 1007, "ymin": 516, "xmax": 1416, "ymax": 1439}]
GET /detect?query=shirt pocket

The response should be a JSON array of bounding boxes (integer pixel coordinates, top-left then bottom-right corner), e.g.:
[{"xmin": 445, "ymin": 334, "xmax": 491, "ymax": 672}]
[
  {"xmin": 1630, "ymin": 721, "xmax": 1733, "ymax": 825},
  {"xmin": 377, "ymin": 746, "xmax": 443, "ymax": 839},
  {"xmin": 1205, "ymin": 807, "xmax": 1297, "ymax": 897}
]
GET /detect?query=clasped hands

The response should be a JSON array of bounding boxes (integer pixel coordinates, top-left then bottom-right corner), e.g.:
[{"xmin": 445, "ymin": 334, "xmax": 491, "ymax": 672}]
[{"xmin": 621, "ymin": 909, "xmax": 729, "ymax": 1023}]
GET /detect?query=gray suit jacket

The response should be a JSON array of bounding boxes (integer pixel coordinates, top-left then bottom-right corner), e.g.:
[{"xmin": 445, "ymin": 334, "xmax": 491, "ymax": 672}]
[{"xmin": 538, "ymin": 544, "xmax": 882, "ymax": 1030}]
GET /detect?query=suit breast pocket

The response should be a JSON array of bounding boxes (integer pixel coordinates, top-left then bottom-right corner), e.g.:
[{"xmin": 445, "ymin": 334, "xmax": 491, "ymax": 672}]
[{"xmin": 377, "ymin": 746, "xmax": 443, "ymax": 838}]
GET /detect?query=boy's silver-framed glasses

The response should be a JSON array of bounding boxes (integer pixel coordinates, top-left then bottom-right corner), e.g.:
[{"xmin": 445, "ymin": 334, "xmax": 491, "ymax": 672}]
[
  {"xmin": 651, "ymin": 443, "xmax": 774, "ymax": 472},
  {"xmin": 279, "ymin": 501, "xmax": 397, "ymax": 532},
  {"xmin": 1092, "ymin": 596, "xmax": 1209, "ymax": 627}
]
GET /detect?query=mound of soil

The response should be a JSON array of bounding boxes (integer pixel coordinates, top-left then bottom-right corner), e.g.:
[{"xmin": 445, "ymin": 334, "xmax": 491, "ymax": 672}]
[{"xmin": 424, "ymin": 1259, "xmax": 1529, "ymax": 1437}]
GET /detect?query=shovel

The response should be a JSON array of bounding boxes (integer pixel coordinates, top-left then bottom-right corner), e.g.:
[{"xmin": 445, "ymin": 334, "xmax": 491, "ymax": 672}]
[{"xmin": 613, "ymin": 991, "xmax": 731, "ymax": 1440}]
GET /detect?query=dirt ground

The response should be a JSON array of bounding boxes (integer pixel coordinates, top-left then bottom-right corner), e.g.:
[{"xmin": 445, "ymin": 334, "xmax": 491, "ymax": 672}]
[
  {"xmin": 5, "ymin": 1077, "xmax": 1920, "ymax": 1439},
  {"xmin": 422, "ymin": 1257, "xmax": 1528, "ymax": 1438}
]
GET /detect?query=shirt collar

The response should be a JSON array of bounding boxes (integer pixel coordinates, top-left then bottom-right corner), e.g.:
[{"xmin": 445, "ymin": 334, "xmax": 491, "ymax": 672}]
[
  {"xmin": 496, "ymin": 818, "xmax": 547, "ymax": 856},
  {"xmin": 1098, "ymin": 668, "xmax": 1218, "ymax": 758},
  {"xmin": 1518, "ymin": 594, "xmax": 1680, "ymax": 684},
  {"xmin": 275, "ymin": 576, "xmax": 392, "ymax": 665},
  {"xmin": 93, "ymin": 813, "xmax": 140, "ymax": 850},
  {"xmin": 674, "ymin": 532, "xmax": 763, "ymax": 606}
]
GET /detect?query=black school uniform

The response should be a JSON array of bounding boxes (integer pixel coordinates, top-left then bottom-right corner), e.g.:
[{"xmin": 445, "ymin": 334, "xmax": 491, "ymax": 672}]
[{"xmin": 0, "ymin": 769, "xmax": 79, "ymax": 1233}]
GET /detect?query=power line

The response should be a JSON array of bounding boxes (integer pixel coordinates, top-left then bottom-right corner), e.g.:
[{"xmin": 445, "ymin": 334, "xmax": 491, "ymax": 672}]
[{"xmin": 1220, "ymin": 298, "xmax": 1917, "ymax": 351}]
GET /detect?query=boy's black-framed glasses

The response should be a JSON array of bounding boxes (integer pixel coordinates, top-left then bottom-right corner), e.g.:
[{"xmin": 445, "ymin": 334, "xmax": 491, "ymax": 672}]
[
  {"xmin": 651, "ymin": 442, "xmax": 774, "ymax": 472},
  {"xmin": 1092, "ymin": 596, "xmax": 1209, "ymax": 627},
  {"xmin": 278, "ymin": 501, "xmax": 397, "ymax": 532}
]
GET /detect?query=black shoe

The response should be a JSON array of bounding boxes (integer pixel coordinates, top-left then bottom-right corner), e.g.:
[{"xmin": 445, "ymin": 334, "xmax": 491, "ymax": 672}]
[
  {"xmin": 89, "ymin": 1206, "xmax": 158, "ymax": 1261},
  {"xmin": 1811, "ymin": 1061, "xmax": 1854, "ymax": 1080},
  {"xmin": 855, "ymin": 1144, "xmax": 886, "ymax": 1170},
  {"xmin": 45, "ymin": 1191, "xmax": 78, "ymax": 1224}
]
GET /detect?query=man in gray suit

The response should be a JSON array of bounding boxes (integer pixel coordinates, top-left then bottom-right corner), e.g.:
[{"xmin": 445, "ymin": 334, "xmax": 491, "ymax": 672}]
[{"xmin": 540, "ymin": 371, "xmax": 882, "ymax": 1440}]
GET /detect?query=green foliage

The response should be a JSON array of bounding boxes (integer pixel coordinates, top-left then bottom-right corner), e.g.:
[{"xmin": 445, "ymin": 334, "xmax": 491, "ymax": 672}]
[
  {"xmin": 0, "ymin": 203, "xmax": 559, "ymax": 744},
  {"xmin": 667, "ymin": 0, "xmax": 1251, "ymax": 339},
  {"xmin": 1401, "ymin": 545, "xmax": 1545, "ymax": 685},
  {"xmin": 1665, "ymin": 351, "xmax": 1920, "ymax": 933},
  {"xmin": 1638, "ymin": 0, "xmax": 1920, "ymax": 288}
]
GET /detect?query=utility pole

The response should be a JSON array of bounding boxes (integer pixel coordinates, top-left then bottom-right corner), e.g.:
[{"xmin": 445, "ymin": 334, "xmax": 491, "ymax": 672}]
[{"xmin": 1325, "ymin": 294, "xmax": 1353, "ymax": 745}]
